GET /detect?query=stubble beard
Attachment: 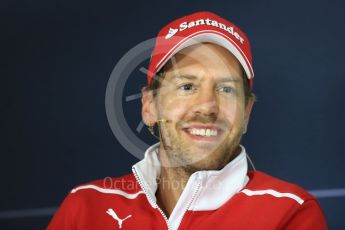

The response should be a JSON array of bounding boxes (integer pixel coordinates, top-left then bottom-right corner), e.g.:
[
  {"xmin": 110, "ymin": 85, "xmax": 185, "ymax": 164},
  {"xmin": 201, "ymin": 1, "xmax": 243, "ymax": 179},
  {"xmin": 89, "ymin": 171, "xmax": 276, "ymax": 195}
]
[{"xmin": 159, "ymin": 121, "xmax": 244, "ymax": 175}]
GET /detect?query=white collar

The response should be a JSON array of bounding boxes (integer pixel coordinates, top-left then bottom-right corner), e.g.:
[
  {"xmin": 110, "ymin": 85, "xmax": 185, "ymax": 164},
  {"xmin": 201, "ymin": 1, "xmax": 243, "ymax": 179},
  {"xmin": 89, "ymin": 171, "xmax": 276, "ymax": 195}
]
[{"xmin": 132, "ymin": 143, "xmax": 249, "ymax": 227}]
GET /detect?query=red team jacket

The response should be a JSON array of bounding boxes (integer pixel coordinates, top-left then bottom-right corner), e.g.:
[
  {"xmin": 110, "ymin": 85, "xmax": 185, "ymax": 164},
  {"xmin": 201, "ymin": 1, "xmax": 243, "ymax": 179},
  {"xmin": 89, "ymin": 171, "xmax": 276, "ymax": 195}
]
[{"xmin": 48, "ymin": 144, "xmax": 327, "ymax": 229}]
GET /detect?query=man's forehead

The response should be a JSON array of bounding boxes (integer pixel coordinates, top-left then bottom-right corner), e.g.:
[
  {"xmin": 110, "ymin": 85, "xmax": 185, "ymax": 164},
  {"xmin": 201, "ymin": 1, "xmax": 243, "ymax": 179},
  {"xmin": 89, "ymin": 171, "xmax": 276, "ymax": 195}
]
[{"xmin": 162, "ymin": 43, "xmax": 243, "ymax": 82}]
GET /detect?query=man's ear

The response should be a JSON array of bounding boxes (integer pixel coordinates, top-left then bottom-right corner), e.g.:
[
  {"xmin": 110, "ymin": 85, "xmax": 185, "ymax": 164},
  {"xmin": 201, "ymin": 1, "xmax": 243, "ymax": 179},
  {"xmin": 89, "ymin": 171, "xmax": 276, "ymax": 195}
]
[
  {"xmin": 243, "ymin": 96, "xmax": 255, "ymax": 134},
  {"xmin": 141, "ymin": 87, "xmax": 158, "ymax": 126}
]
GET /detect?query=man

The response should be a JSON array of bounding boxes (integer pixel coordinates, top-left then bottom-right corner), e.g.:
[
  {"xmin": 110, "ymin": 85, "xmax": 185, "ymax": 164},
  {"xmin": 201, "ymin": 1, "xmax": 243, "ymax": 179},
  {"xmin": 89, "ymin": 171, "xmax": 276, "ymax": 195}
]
[{"xmin": 48, "ymin": 11, "xmax": 327, "ymax": 229}]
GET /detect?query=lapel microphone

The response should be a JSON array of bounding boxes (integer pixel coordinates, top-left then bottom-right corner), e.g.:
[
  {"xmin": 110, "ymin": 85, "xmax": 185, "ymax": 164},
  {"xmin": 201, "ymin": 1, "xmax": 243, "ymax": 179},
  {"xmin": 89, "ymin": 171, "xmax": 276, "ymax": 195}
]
[
  {"xmin": 149, "ymin": 119, "xmax": 170, "ymax": 139},
  {"xmin": 157, "ymin": 119, "xmax": 171, "ymax": 123}
]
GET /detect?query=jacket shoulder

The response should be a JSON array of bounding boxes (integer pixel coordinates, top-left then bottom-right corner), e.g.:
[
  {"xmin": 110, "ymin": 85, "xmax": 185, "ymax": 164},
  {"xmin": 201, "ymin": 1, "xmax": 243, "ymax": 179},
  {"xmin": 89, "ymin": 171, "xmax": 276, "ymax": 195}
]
[
  {"xmin": 238, "ymin": 171, "xmax": 327, "ymax": 229},
  {"xmin": 246, "ymin": 170, "xmax": 316, "ymax": 202},
  {"xmin": 68, "ymin": 173, "xmax": 142, "ymax": 196},
  {"xmin": 47, "ymin": 174, "xmax": 145, "ymax": 229}
]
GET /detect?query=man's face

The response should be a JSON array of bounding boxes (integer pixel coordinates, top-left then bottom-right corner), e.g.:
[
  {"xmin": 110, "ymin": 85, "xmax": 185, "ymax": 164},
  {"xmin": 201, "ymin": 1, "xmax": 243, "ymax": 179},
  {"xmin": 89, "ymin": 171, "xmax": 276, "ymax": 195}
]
[{"xmin": 143, "ymin": 43, "xmax": 253, "ymax": 172}]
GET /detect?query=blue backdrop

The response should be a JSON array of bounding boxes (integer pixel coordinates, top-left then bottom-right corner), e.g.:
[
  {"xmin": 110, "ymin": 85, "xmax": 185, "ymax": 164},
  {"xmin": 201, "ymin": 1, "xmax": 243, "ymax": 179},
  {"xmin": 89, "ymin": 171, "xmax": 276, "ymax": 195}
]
[{"xmin": 1, "ymin": 0, "xmax": 344, "ymax": 229}]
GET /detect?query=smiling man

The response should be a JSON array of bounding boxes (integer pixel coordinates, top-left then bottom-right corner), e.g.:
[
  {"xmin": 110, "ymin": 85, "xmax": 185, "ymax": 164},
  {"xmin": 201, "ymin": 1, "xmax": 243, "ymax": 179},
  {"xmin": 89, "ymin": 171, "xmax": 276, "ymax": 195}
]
[
  {"xmin": 48, "ymin": 11, "xmax": 327, "ymax": 229},
  {"xmin": 142, "ymin": 42, "xmax": 254, "ymax": 219}
]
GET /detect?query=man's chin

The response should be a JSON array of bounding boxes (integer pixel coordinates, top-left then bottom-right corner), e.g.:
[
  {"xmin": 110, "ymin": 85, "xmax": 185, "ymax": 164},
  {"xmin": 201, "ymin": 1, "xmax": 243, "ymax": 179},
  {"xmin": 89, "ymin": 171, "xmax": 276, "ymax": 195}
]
[
  {"xmin": 172, "ymin": 147, "xmax": 229, "ymax": 170},
  {"xmin": 181, "ymin": 157, "xmax": 227, "ymax": 173},
  {"xmin": 183, "ymin": 142, "xmax": 241, "ymax": 171}
]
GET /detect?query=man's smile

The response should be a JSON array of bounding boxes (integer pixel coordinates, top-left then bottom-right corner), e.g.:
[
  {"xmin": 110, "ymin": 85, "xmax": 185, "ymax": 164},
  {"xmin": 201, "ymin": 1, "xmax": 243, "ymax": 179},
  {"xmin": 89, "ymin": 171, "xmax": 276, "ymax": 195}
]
[{"xmin": 180, "ymin": 124, "xmax": 225, "ymax": 143}]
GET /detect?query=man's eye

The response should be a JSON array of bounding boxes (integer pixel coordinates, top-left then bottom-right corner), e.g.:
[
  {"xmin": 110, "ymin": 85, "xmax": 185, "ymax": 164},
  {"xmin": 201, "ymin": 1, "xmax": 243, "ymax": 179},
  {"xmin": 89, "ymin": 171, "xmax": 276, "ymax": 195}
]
[
  {"xmin": 179, "ymin": 83, "xmax": 194, "ymax": 91},
  {"xmin": 218, "ymin": 86, "xmax": 234, "ymax": 93}
]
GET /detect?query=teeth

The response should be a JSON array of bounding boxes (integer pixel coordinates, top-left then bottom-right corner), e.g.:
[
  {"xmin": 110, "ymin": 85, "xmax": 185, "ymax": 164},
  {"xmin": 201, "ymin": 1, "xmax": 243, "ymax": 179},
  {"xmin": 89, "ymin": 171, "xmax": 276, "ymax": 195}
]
[
  {"xmin": 200, "ymin": 129, "xmax": 205, "ymax": 136},
  {"xmin": 189, "ymin": 128, "xmax": 218, "ymax": 137},
  {"xmin": 206, "ymin": 129, "xmax": 210, "ymax": 136}
]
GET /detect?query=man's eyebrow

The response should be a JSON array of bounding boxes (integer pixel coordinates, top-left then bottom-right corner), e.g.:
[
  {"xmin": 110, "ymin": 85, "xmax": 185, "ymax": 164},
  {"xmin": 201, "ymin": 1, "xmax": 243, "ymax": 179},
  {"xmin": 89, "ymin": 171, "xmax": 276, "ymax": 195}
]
[
  {"xmin": 217, "ymin": 77, "xmax": 242, "ymax": 83},
  {"xmin": 174, "ymin": 74, "xmax": 198, "ymax": 81},
  {"xmin": 172, "ymin": 74, "xmax": 241, "ymax": 82}
]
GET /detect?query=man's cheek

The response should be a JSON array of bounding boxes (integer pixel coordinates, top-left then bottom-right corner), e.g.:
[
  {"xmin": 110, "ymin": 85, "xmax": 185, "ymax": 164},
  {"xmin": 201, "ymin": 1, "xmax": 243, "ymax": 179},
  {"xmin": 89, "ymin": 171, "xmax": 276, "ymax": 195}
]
[{"xmin": 161, "ymin": 103, "xmax": 187, "ymax": 120}]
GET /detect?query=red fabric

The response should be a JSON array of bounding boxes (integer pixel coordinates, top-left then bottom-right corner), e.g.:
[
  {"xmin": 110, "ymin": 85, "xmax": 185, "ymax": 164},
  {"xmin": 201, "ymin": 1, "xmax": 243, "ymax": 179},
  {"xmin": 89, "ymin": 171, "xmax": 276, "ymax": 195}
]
[
  {"xmin": 179, "ymin": 171, "xmax": 327, "ymax": 230},
  {"xmin": 47, "ymin": 171, "xmax": 327, "ymax": 229},
  {"xmin": 147, "ymin": 11, "xmax": 254, "ymax": 89}
]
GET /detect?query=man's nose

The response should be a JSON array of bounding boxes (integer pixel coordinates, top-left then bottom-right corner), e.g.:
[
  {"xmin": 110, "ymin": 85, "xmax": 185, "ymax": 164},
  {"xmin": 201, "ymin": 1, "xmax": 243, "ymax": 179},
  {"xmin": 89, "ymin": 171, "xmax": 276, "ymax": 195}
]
[{"xmin": 191, "ymin": 88, "xmax": 219, "ymax": 116}]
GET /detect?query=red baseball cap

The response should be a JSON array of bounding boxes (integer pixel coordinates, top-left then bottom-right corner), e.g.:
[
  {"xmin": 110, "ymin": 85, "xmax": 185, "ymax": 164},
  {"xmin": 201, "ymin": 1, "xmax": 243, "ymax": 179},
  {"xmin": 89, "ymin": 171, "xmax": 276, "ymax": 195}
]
[{"xmin": 147, "ymin": 11, "xmax": 254, "ymax": 90}]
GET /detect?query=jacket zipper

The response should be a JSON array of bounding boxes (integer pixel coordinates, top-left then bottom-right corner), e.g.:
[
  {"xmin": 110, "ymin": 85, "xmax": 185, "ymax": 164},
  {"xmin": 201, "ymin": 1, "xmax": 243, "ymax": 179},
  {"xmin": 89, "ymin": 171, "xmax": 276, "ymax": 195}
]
[
  {"xmin": 132, "ymin": 167, "xmax": 172, "ymax": 230},
  {"xmin": 174, "ymin": 178, "xmax": 202, "ymax": 229}
]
